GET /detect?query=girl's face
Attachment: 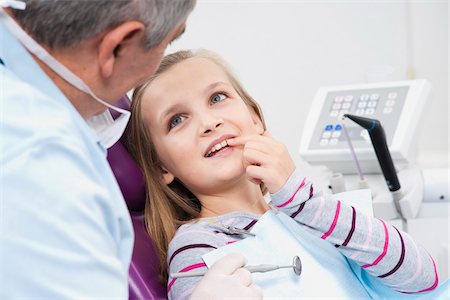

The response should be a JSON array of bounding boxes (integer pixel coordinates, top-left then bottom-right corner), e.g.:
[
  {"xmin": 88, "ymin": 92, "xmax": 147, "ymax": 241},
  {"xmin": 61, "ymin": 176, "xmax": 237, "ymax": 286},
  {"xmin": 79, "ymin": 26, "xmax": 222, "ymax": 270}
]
[{"xmin": 141, "ymin": 58, "xmax": 263, "ymax": 197}]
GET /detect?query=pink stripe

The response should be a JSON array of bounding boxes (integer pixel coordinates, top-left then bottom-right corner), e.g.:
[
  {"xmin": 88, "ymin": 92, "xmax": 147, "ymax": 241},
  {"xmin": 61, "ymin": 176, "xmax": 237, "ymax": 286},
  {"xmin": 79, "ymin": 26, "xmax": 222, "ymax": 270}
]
[
  {"xmin": 310, "ymin": 197, "xmax": 325, "ymax": 227},
  {"xmin": 362, "ymin": 219, "xmax": 389, "ymax": 268},
  {"xmin": 276, "ymin": 177, "xmax": 306, "ymax": 208},
  {"xmin": 226, "ymin": 240, "xmax": 237, "ymax": 244},
  {"xmin": 321, "ymin": 200, "xmax": 341, "ymax": 239},
  {"xmin": 349, "ymin": 214, "xmax": 373, "ymax": 260},
  {"xmin": 167, "ymin": 262, "xmax": 206, "ymax": 292},
  {"xmin": 401, "ymin": 254, "xmax": 439, "ymax": 294},
  {"xmin": 399, "ymin": 234, "xmax": 422, "ymax": 286}
]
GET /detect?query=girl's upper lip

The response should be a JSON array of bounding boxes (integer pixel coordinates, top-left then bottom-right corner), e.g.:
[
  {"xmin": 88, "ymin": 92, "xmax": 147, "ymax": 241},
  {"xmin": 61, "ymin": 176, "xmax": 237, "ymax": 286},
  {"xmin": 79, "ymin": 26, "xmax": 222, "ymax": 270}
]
[{"xmin": 204, "ymin": 134, "xmax": 236, "ymax": 157}]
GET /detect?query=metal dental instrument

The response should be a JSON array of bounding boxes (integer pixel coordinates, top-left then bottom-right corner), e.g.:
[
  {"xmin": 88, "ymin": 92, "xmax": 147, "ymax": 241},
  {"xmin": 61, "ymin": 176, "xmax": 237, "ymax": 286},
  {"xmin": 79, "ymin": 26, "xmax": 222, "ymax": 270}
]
[
  {"xmin": 171, "ymin": 255, "xmax": 302, "ymax": 278},
  {"xmin": 222, "ymin": 224, "xmax": 256, "ymax": 237}
]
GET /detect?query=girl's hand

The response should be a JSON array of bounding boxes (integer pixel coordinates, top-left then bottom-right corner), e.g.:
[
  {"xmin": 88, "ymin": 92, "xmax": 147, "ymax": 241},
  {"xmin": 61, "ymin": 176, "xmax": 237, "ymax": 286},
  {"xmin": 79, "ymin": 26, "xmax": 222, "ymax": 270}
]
[{"xmin": 227, "ymin": 131, "xmax": 296, "ymax": 194}]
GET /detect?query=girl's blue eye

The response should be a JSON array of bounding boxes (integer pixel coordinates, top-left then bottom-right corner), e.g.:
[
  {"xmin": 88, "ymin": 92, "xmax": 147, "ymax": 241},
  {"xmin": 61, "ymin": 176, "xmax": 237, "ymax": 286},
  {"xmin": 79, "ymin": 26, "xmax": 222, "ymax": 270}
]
[
  {"xmin": 210, "ymin": 93, "xmax": 226, "ymax": 104},
  {"xmin": 169, "ymin": 115, "xmax": 185, "ymax": 130}
]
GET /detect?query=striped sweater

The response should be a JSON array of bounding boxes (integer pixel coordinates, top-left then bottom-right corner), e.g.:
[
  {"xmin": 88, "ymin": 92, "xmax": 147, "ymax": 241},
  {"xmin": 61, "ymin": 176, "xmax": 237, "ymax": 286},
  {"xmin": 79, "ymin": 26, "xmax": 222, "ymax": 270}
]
[{"xmin": 167, "ymin": 169, "xmax": 438, "ymax": 300}]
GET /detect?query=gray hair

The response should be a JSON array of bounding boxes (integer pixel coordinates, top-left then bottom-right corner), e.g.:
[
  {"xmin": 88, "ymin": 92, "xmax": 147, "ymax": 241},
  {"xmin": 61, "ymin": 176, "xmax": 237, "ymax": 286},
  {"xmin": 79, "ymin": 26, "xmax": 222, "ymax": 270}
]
[{"xmin": 11, "ymin": 0, "xmax": 196, "ymax": 49}]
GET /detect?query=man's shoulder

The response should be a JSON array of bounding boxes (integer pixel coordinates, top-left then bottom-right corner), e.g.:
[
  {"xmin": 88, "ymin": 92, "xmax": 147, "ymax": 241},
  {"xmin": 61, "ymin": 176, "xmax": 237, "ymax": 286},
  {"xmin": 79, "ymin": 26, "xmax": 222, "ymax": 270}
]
[
  {"xmin": 1, "ymin": 70, "xmax": 94, "ymax": 160},
  {"xmin": 0, "ymin": 72, "xmax": 109, "ymax": 204},
  {"xmin": 2, "ymin": 71, "xmax": 76, "ymax": 129}
]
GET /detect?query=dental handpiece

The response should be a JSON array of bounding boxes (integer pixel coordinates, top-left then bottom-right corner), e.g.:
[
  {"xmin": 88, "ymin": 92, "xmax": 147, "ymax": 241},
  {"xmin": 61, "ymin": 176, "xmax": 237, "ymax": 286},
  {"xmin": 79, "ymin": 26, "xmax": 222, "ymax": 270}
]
[
  {"xmin": 344, "ymin": 114, "xmax": 404, "ymax": 219},
  {"xmin": 171, "ymin": 256, "xmax": 302, "ymax": 278}
]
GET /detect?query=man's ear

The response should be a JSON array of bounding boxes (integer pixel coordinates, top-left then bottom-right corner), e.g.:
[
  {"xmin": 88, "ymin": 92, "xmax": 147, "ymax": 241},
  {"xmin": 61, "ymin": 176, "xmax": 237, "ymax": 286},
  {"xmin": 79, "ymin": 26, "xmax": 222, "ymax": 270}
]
[
  {"xmin": 98, "ymin": 21, "xmax": 145, "ymax": 78},
  {"xmin": 161, "ymin": 166, "xmax": 175, "ymax": 185}
]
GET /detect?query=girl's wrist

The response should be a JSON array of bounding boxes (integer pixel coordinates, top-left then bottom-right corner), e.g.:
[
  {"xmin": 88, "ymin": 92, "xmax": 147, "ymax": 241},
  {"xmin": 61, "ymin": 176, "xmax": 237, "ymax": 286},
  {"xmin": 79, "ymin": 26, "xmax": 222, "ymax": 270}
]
[{"xmin": 270, "ymin": 168, "xmax": 305, "ymax": 206}]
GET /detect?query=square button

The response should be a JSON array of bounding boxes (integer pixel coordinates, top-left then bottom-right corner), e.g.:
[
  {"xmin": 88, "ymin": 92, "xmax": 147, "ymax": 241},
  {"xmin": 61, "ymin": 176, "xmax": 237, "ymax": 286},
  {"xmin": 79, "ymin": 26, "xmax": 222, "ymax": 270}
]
[
  {"xmin": 322, "ymin": 131, "xmax": 332, "ymax": 138},
  {"xmin": 344, "ymin": 95, "xmax": 353, "ymax": 102},
  {"xmin": 332, "ymin": 103, "xmax": 342, "ymax": 110},
  {"xmin": 330, "ymin": 110, "xmax": 339, "ymax": 117},
  {"xmin": 342, "ymin": 102, "xmax": 351, "ymax": 109},
  {"xmin": 370, "ymin": 93, "xmax": 380, "ymax": 101},
  {"xmin": 329, "ymin": 138, "xmax": 339, "ymax": 145},
  {"xmin": 383, "ymin": 107, "xmax": 393, "ymax": 114},
  {"xmin": 386, "ymin": 100, "xmax": 395, "ymax": 107},
  {"xmin": 320, "ymin": 139, "xmax": 329, "ymax": 146},
  {"xmin": 335, "ymin": 96, "xmax": 344, "ymax": 102},
  {"xmin": 388, "ymin": 92, "xmax": 397, "ymax": 99},
  {"xmin": 360, "ymin": 94, "xmax": 369, "ymax": 101},
  {"xmin": 365, "ymin": 108, "xmax": 375, "ymax": 115},
  {"xmin": 331, "ymin": 131, "xmax": 341, "ymax": 138}
]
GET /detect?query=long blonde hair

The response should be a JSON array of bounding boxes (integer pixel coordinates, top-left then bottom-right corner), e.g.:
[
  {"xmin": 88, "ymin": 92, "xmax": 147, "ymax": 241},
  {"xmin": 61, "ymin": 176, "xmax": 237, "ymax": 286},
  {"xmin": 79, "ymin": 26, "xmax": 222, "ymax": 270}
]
[{"xmin": 126, "ymin": 49, "xmax": 267, "ymax": 284}]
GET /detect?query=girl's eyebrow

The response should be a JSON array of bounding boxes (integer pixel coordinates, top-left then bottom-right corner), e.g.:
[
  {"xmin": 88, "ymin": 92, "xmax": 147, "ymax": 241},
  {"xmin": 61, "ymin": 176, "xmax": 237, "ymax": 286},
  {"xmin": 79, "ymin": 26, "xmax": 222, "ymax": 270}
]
[
  {"xmin": 158, "ymin": 103, "xmax": 184, "ymax": 126},
  {"xmin": 204, "ymin": 81, "xmax": 229, "ymax": 94}
]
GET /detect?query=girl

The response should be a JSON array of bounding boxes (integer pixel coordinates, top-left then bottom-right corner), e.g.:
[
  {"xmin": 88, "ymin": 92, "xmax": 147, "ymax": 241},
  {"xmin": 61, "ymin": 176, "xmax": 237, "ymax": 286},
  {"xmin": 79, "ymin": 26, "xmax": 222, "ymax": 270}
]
[{"xmin": 127, "ymin": 50, "xmax": 438, "ymax": 299}]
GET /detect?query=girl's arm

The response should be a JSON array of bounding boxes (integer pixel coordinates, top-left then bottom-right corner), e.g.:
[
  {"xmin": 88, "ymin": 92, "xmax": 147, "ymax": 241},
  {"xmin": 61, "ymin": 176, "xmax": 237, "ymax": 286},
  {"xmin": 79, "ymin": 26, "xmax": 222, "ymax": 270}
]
[
  {"xmin": 228, "ymin": 133, "xmax": 438, "ymax": 294},
  {"xmin": 270, "ymin": 168, "xmax": 439, "ymax": 294}
]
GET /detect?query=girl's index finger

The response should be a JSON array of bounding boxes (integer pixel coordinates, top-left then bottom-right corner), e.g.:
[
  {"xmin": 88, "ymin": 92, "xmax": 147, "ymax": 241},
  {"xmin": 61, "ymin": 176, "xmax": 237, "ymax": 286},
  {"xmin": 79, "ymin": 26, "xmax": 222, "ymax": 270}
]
[
  {"xmin": 227, "ymin": 134, "xmax": 262, "ymax": 146},
  {"xmin": 226, "ymin": 135, "xmax": 250, "ymax": 146}
]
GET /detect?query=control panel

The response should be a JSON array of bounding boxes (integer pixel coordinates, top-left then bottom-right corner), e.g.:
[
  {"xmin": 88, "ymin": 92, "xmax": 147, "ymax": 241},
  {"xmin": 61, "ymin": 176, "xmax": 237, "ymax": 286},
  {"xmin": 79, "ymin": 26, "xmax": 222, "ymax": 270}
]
[{"xmin": 299, "ymin": 80, "xmax": 431, "ymax": 174}]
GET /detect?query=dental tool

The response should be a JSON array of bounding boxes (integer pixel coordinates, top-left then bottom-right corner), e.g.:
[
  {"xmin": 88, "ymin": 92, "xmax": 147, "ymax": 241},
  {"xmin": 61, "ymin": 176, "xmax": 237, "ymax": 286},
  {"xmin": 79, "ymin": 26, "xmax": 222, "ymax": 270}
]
[
  {"xmin": 341, "ymin": 122, "xmax": 368, "ymax": 189},
  {"xmin": 344, "ymin": 114, "xmax": 405, "ymax": 220},
  {"xmin": 222, "ymin": 224, "xmax": 256, "ymax": 237},
  {"xmin": 171, "ymin": 255, "xmax": 302, "ymax": 278}
]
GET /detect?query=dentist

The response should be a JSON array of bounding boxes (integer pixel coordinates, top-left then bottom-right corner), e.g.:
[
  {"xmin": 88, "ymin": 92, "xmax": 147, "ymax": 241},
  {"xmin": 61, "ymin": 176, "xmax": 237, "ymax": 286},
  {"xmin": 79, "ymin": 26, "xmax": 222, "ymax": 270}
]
[{"xmin": 0, "ymin": 1, "xmax": 261, "ymax": 299}]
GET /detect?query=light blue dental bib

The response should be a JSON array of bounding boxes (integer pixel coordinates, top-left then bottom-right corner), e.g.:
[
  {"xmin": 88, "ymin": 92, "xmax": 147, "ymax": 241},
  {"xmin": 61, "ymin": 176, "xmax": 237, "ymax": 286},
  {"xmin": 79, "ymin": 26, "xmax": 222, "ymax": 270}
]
[{"xmin": 203, "ymin": 210, "xmax": 449, "ymax": 299}]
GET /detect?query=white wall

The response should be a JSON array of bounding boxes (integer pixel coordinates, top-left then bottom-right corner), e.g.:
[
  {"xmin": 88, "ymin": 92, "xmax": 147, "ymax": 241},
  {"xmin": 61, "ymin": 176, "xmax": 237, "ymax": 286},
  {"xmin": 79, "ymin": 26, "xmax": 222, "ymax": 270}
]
[
  {"xmin": 168, "ymin": 0, "xmax": 448, "ymax": 169},
  {"xmin": 409, "ymin": 1, "xmax": 449, "ymax": 166}
]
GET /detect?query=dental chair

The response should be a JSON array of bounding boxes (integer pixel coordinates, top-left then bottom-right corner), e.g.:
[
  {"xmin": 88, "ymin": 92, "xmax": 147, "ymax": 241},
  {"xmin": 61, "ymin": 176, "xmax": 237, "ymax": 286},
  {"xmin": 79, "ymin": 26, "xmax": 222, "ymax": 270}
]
[{"xmin": 107, "ymin": 96, "xmax": 166, "ymax": 299}]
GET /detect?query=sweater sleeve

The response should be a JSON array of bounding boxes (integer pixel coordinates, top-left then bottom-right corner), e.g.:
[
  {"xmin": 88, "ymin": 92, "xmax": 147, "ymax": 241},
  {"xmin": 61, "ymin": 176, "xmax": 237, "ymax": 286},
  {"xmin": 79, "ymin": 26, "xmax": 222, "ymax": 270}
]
[
  {"xmin": 167, "ymin": 223, "xmax": 223, "ymax": 300},
  {"xmin": 269, "ymin": 168, "xmax": 439, "ymax": 294}
]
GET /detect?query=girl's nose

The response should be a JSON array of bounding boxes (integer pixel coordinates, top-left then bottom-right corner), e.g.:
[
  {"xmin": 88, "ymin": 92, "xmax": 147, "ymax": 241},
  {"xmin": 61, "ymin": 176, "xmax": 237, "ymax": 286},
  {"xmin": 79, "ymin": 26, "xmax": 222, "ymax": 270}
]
[{"xmin": 201, "ymin": 115, "xmax": 224, "ymax": 135}]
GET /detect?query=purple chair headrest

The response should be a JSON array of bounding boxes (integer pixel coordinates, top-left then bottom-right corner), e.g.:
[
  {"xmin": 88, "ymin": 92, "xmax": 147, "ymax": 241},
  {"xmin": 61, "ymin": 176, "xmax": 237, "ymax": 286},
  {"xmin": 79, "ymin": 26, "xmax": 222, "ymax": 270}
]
[
  {"xmin": 107, "ymin": 96, "xmax": 146, "ymax": 212},
  {"xmin": 107, "ymin": 96, "xmax": 167, "ymax": 299},
  {"xmin": 107, "ymin": 141, "xmax": 146, "ymax": 211}
]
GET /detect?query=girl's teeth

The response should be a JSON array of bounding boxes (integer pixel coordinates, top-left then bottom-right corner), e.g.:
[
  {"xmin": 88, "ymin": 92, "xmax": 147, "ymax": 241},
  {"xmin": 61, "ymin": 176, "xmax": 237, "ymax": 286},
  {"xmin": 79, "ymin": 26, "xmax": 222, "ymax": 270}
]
[{"xmin": 207, "ymin": 139, "xmax": 231, "ymax": 157}]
